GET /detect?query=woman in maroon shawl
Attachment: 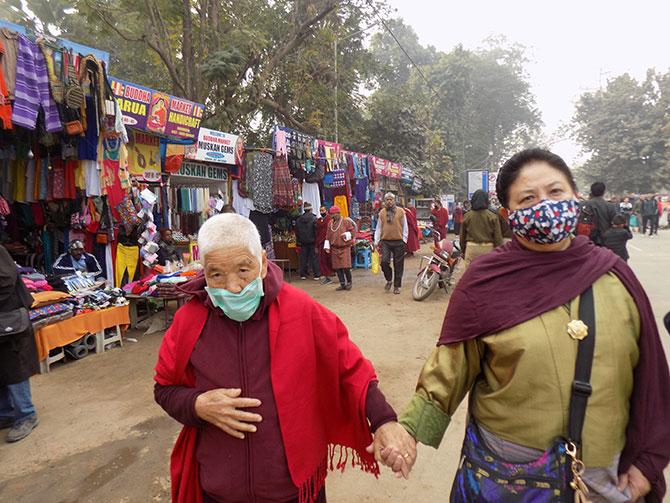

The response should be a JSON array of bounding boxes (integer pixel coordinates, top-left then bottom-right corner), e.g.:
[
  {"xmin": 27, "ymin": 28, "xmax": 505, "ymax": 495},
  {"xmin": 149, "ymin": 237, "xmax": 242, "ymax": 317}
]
[
  {"xmin": 404, "ymin": 206, "xmax": 420, "ymax": 255},
  {"xmin": 372, "ymin": 148, "xmax": 670, "ymax": 502}
]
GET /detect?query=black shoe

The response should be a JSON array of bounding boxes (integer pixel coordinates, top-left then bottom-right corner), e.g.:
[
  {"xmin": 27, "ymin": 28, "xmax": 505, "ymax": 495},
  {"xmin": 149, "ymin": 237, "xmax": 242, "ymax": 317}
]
[
  {"xmin": 344, "ymin": 283, "xmax": 352, "ymax": 291},
  {"xmin": 321, "ymin": 277, "xmax": 333, "ymax": 285},
  {"xmin": 384, "ymin": 281, "xmax": 392, "ymax": 292},
  {"xmin": 335, "ymin": 285, "xmax": 347, "ymax": 291},
  {"xmin": 393, "ymin": 287, "xmax": 401, "ymax": 295},
  {"xmin": 0, "ymin": 418, "xmax": 14, "ymax": 430},
  {"xmin": 6, "ymin": 416, "xmax": 38, "ymax": 443}
]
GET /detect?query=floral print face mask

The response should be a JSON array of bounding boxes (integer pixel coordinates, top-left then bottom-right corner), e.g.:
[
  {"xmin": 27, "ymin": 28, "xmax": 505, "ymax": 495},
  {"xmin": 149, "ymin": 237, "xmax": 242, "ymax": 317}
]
[{"xmin": 508, "ymin": 199, "xmax": 579, "ymax": 244}]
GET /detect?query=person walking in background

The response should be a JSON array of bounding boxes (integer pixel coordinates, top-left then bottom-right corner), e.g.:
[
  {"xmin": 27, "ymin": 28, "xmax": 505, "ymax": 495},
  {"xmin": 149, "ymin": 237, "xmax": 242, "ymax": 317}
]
[
  {"xmin": 642, "ymin": 195, "xmax": 658, "ymax": 235},
  {"xmin": 602, "ymin": 214, "xmax": 633, "ymax": 262},
  {"xmin": 325, "ymin": 206, "xmax": 356, "ymax": 291},
  {"xmin": 430, "ymin": 197, "xmax": 449, "ymax": 243},
  {"xmin": 0, "ymin": 245, "xmax": 40, "ymax": 443},
  {"xmin": 374, "ymin": 193, "xmax": 408, "ymax": 295},
  {"xmin": 655, "ymin": 195, "xmax": 663, "ymax": 233},
  {"xmin": 459, "ymin": 190, "xmax": 503, "ymax": 267},
  {"xmin": 582, "ymin": 182, "xmax": 617, "ymax": 245},
  {"xmin": 295, "ymin": 203, "xmax": 321, "ymax": 281},
  {"xmin": 452, "ymin": 202, "xmax": 464, "ymax": 235},
  {"xmin": 316, "ymin": 205, "xmax": 334, "ymax": 285},
  {"xmin": 619, "ymin": 196, "xmax": 633, "ymax": 226},
  {"xmin": 404, "ymin": 205, "xmax": 420, "ymax": 256},
  {"xmin": 632, "ymin": 196, "xmax": 643, "ymax": 234}
]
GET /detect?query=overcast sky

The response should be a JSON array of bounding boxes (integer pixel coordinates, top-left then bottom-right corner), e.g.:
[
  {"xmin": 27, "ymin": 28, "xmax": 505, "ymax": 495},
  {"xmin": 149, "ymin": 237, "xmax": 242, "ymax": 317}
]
[{"xmin": 387, "ymin": 0, "xmax": 670, "ymax": 164}]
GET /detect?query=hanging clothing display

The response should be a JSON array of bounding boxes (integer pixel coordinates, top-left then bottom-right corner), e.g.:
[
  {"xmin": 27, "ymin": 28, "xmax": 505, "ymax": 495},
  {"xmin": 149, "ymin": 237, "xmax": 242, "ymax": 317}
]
[
  {"xmin": 272, "ymin": 154, "xmax": 293, "ymax": 208},
  {"xmin": 115, "ymin": 243, "xmax": 138, "ymax": 288},
  {"xmin": 231, "ymin": 180, "xmax": 254, "ymax": 218},
  {"xmin": 301, "ymin": 182, "xmax": 321, "ymax": 215},
  {"xmin": 333, "ymin": 195, "xmax": 349, "ymax": 219},
  {"xmin": 83, "ymin": 160, "xmax": 101, "ymax": 196},
  {"xmin": 11, "ymin": 35, "xmax": 62, "ymax": 132},
  {"xmin": 247, "ymin": 151, "xmax": 273, "ymax": 213}
]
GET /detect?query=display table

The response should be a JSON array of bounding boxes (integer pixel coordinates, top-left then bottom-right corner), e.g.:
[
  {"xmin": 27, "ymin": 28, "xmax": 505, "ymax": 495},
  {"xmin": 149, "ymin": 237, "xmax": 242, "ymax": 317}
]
[
  {"xmin": 125, "ymin": 294, "xmax": 189, "ymax": 329},
  {"xmin": 34, "ymin": 305, "xmax": 130, "ymax": 371}
]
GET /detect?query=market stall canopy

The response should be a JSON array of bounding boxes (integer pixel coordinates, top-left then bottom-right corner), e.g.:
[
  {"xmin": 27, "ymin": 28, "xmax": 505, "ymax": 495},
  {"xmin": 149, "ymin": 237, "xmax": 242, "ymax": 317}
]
[
  {"xmin": 110, "ymin": 77, "xmax": 204, "ymax": 141},
  {"xmin": 0, "ymin": 20, "xmax": 110, "ymax": 66}
]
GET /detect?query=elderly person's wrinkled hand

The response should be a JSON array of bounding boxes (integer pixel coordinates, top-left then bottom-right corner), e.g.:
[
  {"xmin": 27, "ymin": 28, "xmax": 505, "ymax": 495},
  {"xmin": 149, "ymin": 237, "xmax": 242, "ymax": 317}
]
[
  {"xmin": 366, "ymin": 421, "xmax": 417, "ymax": 479},
  {"xmin": 617, "ymin": 465, "xmax": 651, "ymax": 501},
  {"xmin": 195, "ymin": 388, "xmax": 262, "ymax": 439}
]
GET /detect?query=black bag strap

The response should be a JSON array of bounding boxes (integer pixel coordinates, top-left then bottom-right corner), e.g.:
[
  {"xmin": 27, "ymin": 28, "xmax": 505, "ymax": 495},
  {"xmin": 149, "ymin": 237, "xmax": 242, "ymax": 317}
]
[{"xmin": 567, "ymin": 285, "xmax": 596, "ymax": 446}]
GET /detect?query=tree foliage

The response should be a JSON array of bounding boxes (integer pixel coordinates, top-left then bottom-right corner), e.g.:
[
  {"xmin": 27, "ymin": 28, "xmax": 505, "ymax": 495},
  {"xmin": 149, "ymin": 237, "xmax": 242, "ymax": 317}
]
[
  {"xmin": 573, "ymin": 71, "xmax": 670, "ymax": 193},
  {"xmin": 2, "ymin": 1, "xmax": 542, "ymax": 195}
]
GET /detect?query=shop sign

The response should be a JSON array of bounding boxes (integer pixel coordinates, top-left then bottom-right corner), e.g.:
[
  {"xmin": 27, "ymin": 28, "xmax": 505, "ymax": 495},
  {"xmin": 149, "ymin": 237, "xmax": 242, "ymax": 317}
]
[
  {"xmin": 185, "ymin": 128, "xmax": 241, "ymax": 165},
  {"xmin": 467, "ymin": 170, "xmax": 489, "ymax": 199},
  {"xmin": 128, "ymin": 130, "xmax": 161, "ymax": 182},
  {"xmin": 110, "ymin": 77, "xmax": 204, "ymax": 140},
  {"xmin": 178, "ymin": 161, "xmax": 228, "ymax": 182},
  {"xmin": 388, "ymin": 162, "xmax": 402, "ymax": 179}
]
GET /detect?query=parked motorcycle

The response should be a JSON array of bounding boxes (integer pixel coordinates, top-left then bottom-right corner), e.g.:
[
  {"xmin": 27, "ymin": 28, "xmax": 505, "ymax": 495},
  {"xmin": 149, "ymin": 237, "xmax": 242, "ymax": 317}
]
[{"xmin": 412, "ymin": 231, "xmax": 461, "ymax": 301}]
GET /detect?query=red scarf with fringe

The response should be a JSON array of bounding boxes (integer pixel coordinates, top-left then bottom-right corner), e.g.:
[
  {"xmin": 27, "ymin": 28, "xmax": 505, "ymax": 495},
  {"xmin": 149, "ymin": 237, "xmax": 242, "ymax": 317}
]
[{"xmin": 155, "ymin": 285, "xmax": 379, "ymax": 503}]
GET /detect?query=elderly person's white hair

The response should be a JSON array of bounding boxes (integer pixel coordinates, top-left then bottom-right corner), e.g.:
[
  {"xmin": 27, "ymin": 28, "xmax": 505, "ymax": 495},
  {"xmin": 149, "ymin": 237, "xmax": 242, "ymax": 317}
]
[
  {"xmin": 198, "ymin": 214, "xmax": 263, "ymax": 263},
  {"xmin": 384, "ymin": 192, "xmax": 396, "ymax": 200}
]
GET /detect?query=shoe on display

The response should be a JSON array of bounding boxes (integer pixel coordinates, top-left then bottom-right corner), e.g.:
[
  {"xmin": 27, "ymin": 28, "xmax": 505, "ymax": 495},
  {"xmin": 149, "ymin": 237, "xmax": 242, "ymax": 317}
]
[
  {"xmin": 6, "ymin": 416, "xmax": 38, "ymax": 443},
  {"xmin": 385, "ymin": 281, "xmax": 392, "ymax": 292}
]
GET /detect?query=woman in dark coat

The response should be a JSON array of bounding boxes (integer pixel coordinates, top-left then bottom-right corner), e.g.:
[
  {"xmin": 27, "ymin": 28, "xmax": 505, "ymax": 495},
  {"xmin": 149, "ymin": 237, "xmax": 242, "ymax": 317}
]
[{"xmin": 0, "ymin": 245, "xmax": 39, "ymax": 443}]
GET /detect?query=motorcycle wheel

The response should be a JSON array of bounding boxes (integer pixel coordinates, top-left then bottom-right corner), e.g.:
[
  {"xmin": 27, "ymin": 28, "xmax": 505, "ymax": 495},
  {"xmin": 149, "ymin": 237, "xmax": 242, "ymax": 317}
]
[{"xmin": 412, "ymin": 268, "xmax": 439, "ymax": 301}]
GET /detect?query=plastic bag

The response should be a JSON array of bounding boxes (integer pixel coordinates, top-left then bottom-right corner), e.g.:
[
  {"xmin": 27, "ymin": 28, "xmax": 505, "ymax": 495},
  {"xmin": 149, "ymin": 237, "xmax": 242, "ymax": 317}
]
[{"xmin": 371, "ymin": 250, "xmax": 380, "ymax": 275}]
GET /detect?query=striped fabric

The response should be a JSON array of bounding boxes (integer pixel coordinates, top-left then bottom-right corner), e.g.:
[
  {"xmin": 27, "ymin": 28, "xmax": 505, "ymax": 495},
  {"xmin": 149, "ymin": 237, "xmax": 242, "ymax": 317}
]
[{"xmin": 12, "ymin": 35, "xmax": 62, "ymax": 132}]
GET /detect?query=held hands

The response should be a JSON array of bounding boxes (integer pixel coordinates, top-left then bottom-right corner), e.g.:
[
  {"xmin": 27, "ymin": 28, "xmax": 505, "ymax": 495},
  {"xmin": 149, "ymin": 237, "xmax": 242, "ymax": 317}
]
[
  {"xmin": 617, "ymin": 465, "xmax": 651, "ymax": 500},
  {"xmin": 366, "ymin": 422, "xmax": 417, "ymax": 479},
  {"xmin": 194, "ymin": 388, "xmax": 262, "ymax": 439}
]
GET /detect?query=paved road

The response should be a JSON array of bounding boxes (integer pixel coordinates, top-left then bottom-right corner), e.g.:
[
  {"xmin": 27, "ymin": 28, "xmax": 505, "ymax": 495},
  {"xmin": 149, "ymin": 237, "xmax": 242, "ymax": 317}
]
[{"xmin": 0, "ymin": 231, "xmax": 668, "ymax": 502}]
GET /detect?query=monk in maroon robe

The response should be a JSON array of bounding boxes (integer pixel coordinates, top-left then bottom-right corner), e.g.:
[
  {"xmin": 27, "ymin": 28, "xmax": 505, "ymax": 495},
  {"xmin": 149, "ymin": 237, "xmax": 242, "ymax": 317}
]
[{"xmin": 404, "ymin": 206, "xmax": 420, "ymax": 255}]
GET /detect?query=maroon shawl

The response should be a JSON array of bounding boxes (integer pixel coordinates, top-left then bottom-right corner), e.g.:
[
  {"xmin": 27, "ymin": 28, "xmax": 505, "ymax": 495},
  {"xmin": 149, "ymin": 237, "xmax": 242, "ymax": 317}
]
[
  {"xmin": 405, "ymin": 207, "xmax": 420, "ymax": 253},
  {"xmin": 439, "ymin": 236, "xmax": 670, "ymax": 501}
]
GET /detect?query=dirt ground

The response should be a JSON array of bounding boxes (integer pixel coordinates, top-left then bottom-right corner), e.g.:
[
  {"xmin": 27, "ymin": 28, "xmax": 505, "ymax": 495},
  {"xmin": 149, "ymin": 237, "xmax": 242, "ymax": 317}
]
[{"xmin": 1, "ymin": 235, "xmax": 669, "ymax": 502}]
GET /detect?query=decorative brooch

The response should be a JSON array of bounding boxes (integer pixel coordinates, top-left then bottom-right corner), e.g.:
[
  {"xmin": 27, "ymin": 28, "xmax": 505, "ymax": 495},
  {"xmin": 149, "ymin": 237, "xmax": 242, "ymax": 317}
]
[{"xmin": 567, "ymin": 320, "xmax": 589, "ymax": 341}]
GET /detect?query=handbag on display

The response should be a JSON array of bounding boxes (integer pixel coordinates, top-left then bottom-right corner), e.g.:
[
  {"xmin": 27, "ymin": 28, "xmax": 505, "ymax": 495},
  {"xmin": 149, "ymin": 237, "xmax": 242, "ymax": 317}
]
[
  {"xmin": 116, "ymin": 195, "xmax": 142, "ymax": 234},
  {"xmin": 450, "ymin": 286, "xmax": 596, "ymax": 503},
  {"xmin": 64, "ymin": 120, "xmax": 84, "ymax": 136},
  {"xmin": 64, "ymin": 50, "xmax": 84, "ymax": 110}
]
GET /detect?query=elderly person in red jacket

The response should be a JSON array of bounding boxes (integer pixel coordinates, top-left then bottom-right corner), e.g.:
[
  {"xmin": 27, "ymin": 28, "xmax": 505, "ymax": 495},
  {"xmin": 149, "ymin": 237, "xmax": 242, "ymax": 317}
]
[{"xmin": 154, "ymin": 214, "xmax": 412, "ymax": 503}]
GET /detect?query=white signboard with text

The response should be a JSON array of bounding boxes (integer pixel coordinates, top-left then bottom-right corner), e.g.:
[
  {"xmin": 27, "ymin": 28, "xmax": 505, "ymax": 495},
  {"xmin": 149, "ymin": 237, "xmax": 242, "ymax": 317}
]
[{"xmin": 185, "ymin": 128, "xmax": 239, "ymax": 165}]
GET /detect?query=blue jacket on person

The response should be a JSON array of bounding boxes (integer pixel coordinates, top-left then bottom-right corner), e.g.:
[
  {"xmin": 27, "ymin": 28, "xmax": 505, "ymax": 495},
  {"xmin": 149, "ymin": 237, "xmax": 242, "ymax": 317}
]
[{"xmin": 52, "ymin": 252, "xmax": 103, "ymax": 278}]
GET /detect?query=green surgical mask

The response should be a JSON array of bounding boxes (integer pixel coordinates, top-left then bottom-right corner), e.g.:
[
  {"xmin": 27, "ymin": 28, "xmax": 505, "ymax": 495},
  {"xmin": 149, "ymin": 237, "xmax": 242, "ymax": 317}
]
[{"xmin": 205, "ymin": 276, "xmax": 264, "ymax": 322}]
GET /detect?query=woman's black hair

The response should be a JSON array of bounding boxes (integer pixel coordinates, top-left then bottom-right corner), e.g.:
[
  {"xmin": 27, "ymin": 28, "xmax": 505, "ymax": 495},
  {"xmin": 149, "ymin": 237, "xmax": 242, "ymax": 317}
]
[
  {"xmin": 470, "ymin": 189, "xmax": 489, "ymax": 210},
  {"xmin": 496, "ymin": 148, "xmax": 578, "ymax": 208}
]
